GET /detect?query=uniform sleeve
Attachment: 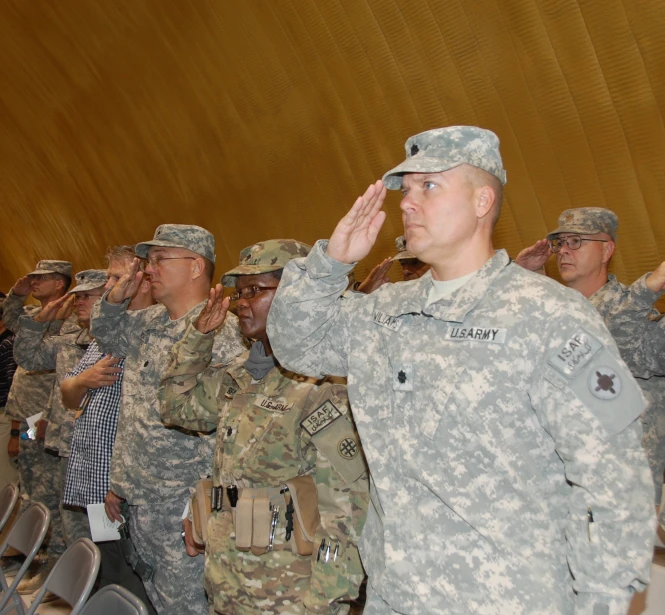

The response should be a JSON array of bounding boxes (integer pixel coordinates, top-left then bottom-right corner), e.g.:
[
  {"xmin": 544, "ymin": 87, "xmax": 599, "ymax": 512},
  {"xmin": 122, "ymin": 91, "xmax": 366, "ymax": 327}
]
[
  {"xmin": 89, "ymin": 290, "xmax": 147, "ymax": 358},
  {"xmin": 1, "ymin": 290, "xmax": 27, "ymax": 334},
  {"xmin": 158, "ymin": 323, "xmax": 224, "ymax": 432},
  {"xmin": 267, "ymin": 240, "xmax": 359, "ymax": 379},
  {"xmin": 13, "ymin": 317, "xmax": 58, "ymax": 372},
  {"xmin": 529, "ymin": 304, "xmax": 655, "ymax": 615},
  {"xmin": 299, "ymin": 382, "xmax": 369, "ymax": 612}
]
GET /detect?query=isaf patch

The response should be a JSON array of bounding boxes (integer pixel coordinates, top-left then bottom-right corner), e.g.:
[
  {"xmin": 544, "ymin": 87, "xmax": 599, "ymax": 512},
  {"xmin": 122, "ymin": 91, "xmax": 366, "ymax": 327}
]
[
  {"xmin": 548, "ymin": 329, "xmax": 602, "ymax": 378},
  {"xmin": 373, "ymin": 310, "xmax": 402, "ymax": 332},
  {"xmin": 588, "ymin": 367, "xmax": 621, "ymax": 400},
  {"xmin": 300, "ymin": 401, "xmax": 342, "ymax": 436}
]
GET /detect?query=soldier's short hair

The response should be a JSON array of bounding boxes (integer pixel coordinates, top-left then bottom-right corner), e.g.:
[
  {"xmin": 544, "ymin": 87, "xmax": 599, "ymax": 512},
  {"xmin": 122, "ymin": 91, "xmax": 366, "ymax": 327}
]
[
  {"xmin": 202, "ymin": 258, "xmax": 215, "ymax": 283},
  {"xmin": 105, "ymin": 245, "xmax": 137, "ymax": 266},
  {"xmin": 54, "ymin": 273, "xmax": 72, "ymax": 291}
]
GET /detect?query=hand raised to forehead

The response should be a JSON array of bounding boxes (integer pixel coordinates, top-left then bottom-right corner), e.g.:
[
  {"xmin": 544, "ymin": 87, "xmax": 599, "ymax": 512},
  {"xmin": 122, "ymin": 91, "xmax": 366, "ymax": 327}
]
[
  {"xmin": 357, "ymin": 257, "xmax": 393, "ymax": 294},
  {"xmin": 34, "ymin": 294, "xmax": 74, "ymax": 323},
  {"xmin": 195, "ymin": 284, "xmax": 230, "ymax": 334},
  {"xmin": 515, "ymin": 239, "xmax": 551, "ymax": 274},
  {"xmin": 12, "ymin": 275, "xmax": 32, "ymax": 297},
  {"xmin": 107, "ymin": 258, "xmax": 144, "ymax": 305},
  {"xmin": 326, "ymin": 180, "xmax": 387, "ymax": 265}
]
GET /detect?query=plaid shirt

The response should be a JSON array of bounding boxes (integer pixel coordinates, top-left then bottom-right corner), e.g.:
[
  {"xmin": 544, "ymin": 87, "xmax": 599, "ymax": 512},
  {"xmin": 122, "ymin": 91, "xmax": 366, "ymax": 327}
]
[
  {"xmin": 63, "ymin": 339, "xmax": 125, "ymax": 507},
  {"xmin": 0, "ymin": 332, "xmax": 17, "ymax": 409}
]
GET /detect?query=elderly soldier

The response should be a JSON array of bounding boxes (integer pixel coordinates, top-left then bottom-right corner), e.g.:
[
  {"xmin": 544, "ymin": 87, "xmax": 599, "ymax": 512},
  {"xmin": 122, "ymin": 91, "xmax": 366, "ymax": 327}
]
[
  {"xmin": 90, "ymin": 225, "xmax": 246, "ymax": 614},
  {"xmin": 158, "ymin": 239, "xmax": 368, "ymax": 615},
  {"xmin": 517, "ymin": 211, "xmax": 665, "ymax": 516},
  {"xmin": 267, "ymin": 126, "xmax": 655, "ymax": 615},
  {"xmin": 13, "ymin": 269, "xmax": 107, "ymax": 549},
  {"xmin": 2, "ymin": 259, "xmax": 76, "ymax": 589}
]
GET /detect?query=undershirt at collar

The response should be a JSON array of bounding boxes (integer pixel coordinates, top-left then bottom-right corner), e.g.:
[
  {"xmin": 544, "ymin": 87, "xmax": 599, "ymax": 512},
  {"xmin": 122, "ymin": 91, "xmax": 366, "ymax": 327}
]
[{"xmin": 426, "ymin": 270, "xmax": 477, "ymax": 306}]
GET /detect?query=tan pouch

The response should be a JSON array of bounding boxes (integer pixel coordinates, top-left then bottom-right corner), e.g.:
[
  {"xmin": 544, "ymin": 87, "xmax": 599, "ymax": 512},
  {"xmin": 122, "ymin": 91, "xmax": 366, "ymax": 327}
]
[
  {"xmin": 190, "ymin": 478, "xmax": 213, "ymax": 546},
  {"xmin": 284, "ymin": 475, "xmax": 320, "ymax": 556},
  {"xmin": 251, "ymin": 496, "xmax": 271, "ymax": 556},
  {"xmin": 235, "ymin": 494, "xmax": 253, "ymax": 551}
]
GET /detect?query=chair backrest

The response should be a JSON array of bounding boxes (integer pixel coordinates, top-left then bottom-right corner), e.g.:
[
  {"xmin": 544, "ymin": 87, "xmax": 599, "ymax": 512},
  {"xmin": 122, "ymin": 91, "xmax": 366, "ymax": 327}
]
[
  {"xmin": 0, "ymin": 502, "xmax": 50, "ymax": 614},
  {"xmin": 26, "ymin": 537, "xmax": 100, "ymax": 615},
  {"xmin": 79, "ymin": 584, "xmax": 149, "ymax": 615},
  {"xmin": 0, "ymin": 483, "xmax": 19, "ymax": 533}
]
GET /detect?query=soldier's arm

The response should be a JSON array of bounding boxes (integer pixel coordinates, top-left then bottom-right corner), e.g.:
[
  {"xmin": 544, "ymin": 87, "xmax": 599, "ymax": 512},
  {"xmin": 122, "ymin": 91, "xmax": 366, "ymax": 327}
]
[
  {"xmin": 89, "ymin": 289, "xmax": 143, "ymax": 357},
  {"xmin": 158, "ymin": 323, "xmax": 224, "ymax": 432},
  {"xmin": 300, "ymin": 383, "xmax": 369, "ymax": 611},
  {"xmin": 267, "ymin": 240, "xmax": 358, "ymax": 379},
  {"xmin": 209, "ymin": 312, "xmax": 247, "ymax": 365},
  {"xmin": 530, "ymin": 307, "xmax": 654, "ymax": 615},
  {"xmin": 1, "ymin": 290, "xmax": 27, "ymax": 334},
  {"xmin": 13, "ymin": 316, "xmax": 58, "ymax": 372}
]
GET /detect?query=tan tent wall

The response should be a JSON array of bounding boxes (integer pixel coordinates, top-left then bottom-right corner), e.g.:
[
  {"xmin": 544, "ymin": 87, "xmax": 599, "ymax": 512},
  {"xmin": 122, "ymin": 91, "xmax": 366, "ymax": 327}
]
[{"xmin": 1, "ymin": 0, "xmax": 664, "ymax": 292}]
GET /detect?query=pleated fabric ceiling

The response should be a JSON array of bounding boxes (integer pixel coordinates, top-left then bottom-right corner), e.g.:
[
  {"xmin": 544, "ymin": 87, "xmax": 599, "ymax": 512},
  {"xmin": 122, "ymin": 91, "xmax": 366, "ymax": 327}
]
[{"xmin": 1, "ymin": 0, "xmax": 664, "ymax": 289}]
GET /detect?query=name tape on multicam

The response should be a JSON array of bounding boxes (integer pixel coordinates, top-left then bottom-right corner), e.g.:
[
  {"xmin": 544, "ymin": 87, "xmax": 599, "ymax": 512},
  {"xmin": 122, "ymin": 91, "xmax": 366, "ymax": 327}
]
[
  {"xmin": 253, "ymin": 395, "xmax": 293, "ymax": 412},
  {"xmin": 445, "ymin": 326, "xmax": 507, "ymax": 344},
  {"xmin": 372, "ymin": 310, "xmax": 402, "ymax": 332},
  {"xmin": 300, "ymin": 400, "xmax": 342, "ymax": 436},
  {"xmin": 548, "ymin": 329, "xmax": 602, "ymax": 378}
]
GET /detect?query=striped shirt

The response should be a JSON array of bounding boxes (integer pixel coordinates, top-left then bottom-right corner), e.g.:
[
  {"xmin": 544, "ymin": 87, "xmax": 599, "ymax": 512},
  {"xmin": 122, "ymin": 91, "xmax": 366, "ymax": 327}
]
[{"xmin": 0, "ymin": 332, "xmax": 17, "ymax": 409}]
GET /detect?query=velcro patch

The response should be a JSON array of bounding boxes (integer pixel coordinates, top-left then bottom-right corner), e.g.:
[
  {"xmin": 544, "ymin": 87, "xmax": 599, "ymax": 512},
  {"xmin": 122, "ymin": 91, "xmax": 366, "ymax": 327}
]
[
  {"xmin": 224, "ymin": 385, "xmax": 238, "ymax": 399},
  {"xmin": 300, "ymin": 400, "xmax": 342, "ymax": 436},
  {"xmin": 445, "ymin": 326, "xmax": 506, "ymax": 344},
  {"xmin": 373, "ymin": 310, "xmax": 402, "ymax": 332},
  {"xmin": 253, "ymin": 395, "xmax": 293, "ymax": 413},
  {"xmin": 548, "ymin": 329, "xmax": 602, "ymax": 378}
]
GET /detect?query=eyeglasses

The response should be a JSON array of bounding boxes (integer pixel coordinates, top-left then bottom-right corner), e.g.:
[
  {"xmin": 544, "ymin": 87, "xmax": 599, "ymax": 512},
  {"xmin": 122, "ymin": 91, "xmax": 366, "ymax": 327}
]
[
  {"xmin": 230, "ymin": 286, "xmax": 279, "ymax": 301},
  {"xmin": 29, "ymin": 274, "xmax": 58, "ymax": 281},
  {"xmin": 145, "ymin": 256, "xmax": 196, "ymax": 268},
  {"xmin": 75, "ymin": 293, "xmax": 104, "ymax": 301},
  {"xmin": 549, "ymin": 235, "xmax": 608, "ymax": 253}
]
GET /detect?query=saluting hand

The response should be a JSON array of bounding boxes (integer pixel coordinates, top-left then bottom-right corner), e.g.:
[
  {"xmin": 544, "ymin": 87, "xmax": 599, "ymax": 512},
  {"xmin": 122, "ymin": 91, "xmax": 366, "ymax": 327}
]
[
  {"xmin": 12, "ymin": 276, "xmax": 33, "ymax": 297},
  {"xmin": 195, "ymin": 285, "xmax": 230, "ymax": 334},
  {"xmin": 646, "ymin": 260, "xmax": 665, "ymax": 293},
  {"xmin": 515, "ymin": 239, "xmax": 551, "ymax": 274},
  {"xmin": 107, "ymin": 258, "xmax": 144, "ymax": 305},
  {"xmin": 357, "ymin": 257, "xmax": 393, "ymax": 294},
  {"xmin": 34, "ymin": 295, "xmax": 74, "ymax": 323},
  {"xmin": 326, "ymin": 180, "xmax": 387, "ymax": 265}
]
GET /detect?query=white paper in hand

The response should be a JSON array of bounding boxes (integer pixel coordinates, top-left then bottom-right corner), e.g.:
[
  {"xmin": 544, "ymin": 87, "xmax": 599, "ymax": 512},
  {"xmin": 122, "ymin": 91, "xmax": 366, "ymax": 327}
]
[
  {"xmin": 26, "ymin": 412, "xmax": 42, "ymax": 431},
  {"xmin": 87, "ymin": 503, "xmax": 122, "ymax": 542}
]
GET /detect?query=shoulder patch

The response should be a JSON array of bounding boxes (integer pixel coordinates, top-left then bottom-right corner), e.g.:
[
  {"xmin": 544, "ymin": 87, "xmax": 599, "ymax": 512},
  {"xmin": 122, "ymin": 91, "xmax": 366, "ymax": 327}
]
[
  {"xmin": 548, "ymin": 329, "xmax": 602, "ymax": 378},
  {"xmin": 300, "ymin": 400, "xmax": 342, "ymax": 436},
  {"xmin": 372, "ymin": 310, "xmax": 402, "ymax": 332}
]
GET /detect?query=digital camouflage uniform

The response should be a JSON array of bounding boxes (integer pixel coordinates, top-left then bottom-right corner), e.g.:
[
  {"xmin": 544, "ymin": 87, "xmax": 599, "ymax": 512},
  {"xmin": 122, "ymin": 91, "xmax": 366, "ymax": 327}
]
[
  {"xmin": 2, "ymin": 260, "xmax": 77, "ymax": 561},
  {"xmin": 90, "ymin": 225, "xmax": 246, "ymax": 615},
  {"xmin": 158, "ymin": 239, "xmax": 369, "ymax": 615},
  {"xmin": 267, "ymin": 127, "xmax": 655, "ymax": 615}
]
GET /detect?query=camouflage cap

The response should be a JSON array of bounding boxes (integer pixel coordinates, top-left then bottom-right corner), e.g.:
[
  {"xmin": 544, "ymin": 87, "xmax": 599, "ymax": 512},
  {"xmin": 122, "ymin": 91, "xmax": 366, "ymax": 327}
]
[
  {"xmin": 68, "ymin": 269, "xmax": 107, "ymax": 295},
  {"xmin": 222, "ymin": 239, "xmax": 311, "ymax": 287},
  {"xmin": 134, "ymin": 224, "xmax": 216, "ymax": 262},
  {"xmin": 383, "ymin": 126, "xmax": 507, "ymax": 190},
  {"xmin": 26, "ymin": 260, "xmax": 73, "ymax": 278},
  {"xmin": 547, "ymin": 208, "xmax": 618, "ymax": 241},
  {"xmin": 391, "ymin": 235, "xmax": 418, "ymax": 262}
]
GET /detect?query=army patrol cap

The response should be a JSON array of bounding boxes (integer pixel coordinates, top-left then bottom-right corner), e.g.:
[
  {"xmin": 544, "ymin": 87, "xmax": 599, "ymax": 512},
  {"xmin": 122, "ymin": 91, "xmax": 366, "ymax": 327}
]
[
  {"xmin": 382, "ymin": 126, "xmax": 507, "ymax": 190},
  {"xmin": 222, "ymin": 239, "xmax": 311, "ymax": 287},
  {"xmin": 27, "ymin": 260, "xmax": 73, "ymax": 278},
  {"xmin": 135, "ymin": 224, "xmax": 216, "ymax": 263},
  {"xmin": 68, "ymin": 269, "xmax": 107, "ymax": 295},
  {"xmin": 392, "ymin": 235, "xmax": 418, "ymax": 262},
  {"xmin": 547, "ymin": 208, "xmax": 618, "ymax": 241}
]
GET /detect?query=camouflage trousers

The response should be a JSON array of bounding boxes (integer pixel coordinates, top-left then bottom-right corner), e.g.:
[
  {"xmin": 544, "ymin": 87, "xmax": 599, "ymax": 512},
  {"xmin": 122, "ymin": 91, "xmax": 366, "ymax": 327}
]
[
  {"xmin": 129, "ymin": 497, "xmax": 208, "ymax": 615},
  {"xmin": 17, "ymin": 433, "xmax": 65, "ymax": 560},
  {"xmin": 204, "ymin": 510, "xmax": 349, "ymax": 615},
  {"xmin": 638, "ymin": 378, "xmax": 665, "ymax": 503},
  {"xmin": 58, "ymin": 456, "xmax": 91, "ymax": 546}
]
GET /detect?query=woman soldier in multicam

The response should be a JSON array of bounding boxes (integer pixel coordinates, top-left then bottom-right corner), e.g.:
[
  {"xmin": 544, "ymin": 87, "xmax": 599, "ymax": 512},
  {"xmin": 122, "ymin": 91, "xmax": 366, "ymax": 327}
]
[{"xmin": 158, "ymin": 239, "xmax": 369, "ymax": 615}]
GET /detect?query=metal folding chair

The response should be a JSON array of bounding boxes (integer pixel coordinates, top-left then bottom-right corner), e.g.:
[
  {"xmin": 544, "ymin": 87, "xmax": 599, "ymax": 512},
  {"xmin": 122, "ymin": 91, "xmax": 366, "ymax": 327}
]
[
  {"xmin": 0, "ymin": 503, "xmax": 50, "ymax": 615},
  {"xmin": 79, "ymin": 584, "xmax": 149, "ymax": 615},
  {"xmin": 25, "ymin": 537, "xmax": 100, "ymax": 615},
  {"xmin": 0, "ymin": 484, "xmax": 19, "ymax": 534}
]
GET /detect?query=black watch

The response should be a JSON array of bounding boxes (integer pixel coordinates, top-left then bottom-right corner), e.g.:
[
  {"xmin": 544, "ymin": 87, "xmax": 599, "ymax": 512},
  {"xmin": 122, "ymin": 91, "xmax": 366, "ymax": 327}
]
[{"xmin": 10, "ymin": 429, "xmax": 20, "ymax": 437}]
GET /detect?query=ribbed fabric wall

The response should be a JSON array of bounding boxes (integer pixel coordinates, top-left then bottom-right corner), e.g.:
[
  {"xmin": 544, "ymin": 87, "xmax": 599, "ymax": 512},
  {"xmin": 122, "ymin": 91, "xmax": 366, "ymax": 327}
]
[{"xmin": 1, "ymin": 0, "xmax": 663, "ymax": 289}]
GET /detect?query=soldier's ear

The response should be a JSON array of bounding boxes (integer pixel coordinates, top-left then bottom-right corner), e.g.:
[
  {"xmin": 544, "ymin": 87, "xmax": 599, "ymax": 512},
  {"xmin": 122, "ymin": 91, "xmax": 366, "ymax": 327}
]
[
  {"xmin": 191, "ymin": 257, "xmax": 204, "ymax": 281},
  {"xmin": 476, "ymin": 185, "xmax": 496, "ymax": 222},
  {"xmin": 602, "ymin": 240, "xmax": 616, "ymax": 264}
]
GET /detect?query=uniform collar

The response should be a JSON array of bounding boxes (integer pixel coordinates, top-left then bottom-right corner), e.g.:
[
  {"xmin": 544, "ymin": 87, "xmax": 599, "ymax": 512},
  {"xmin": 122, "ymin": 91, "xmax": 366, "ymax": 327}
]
[
  {"xmin": 375, "ymin": 250, "xmax": 511, "ymax": 322},
  {"xmin": 226, "ymin": 353, "xmax": 305, "ymax": 397}
]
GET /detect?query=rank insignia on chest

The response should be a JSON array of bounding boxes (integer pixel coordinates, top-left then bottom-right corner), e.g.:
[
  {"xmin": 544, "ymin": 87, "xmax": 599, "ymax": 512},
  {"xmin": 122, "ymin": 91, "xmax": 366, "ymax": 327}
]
[
  {"xmin": 300, "ymin": 400, "xmax": 342, "ymax": 436},
  {"xmin": 372, "ymin": 310, "xmax": 402, "ymax": 332},
  {"xmin": 224, "ymin": 385, "xmax": 238, "ymax": 399},
  {"xmin": 253, "ymin": 395, "xmax": 293, "ymax": 412},
  {"xmin": 445, "ymin": 326, "xmax": 507, "ymax": 343}
]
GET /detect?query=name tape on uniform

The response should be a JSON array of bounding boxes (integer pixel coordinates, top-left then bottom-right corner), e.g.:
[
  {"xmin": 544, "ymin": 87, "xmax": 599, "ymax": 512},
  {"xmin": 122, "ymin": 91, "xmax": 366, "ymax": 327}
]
[
  {"xmin": 253, "ymin": 395, "xmax": 293, "ymax": 413},
  {"xmin": 372, "ymin": 310, "xmax": 402, "ymax": 332},
  {"xmin": 300, "ymin": 400, "xmax": 342, "ymax": 436},
  {"xmin": 548, "ymin": 329, "xmax": 602, "ymax": 378},
  {"xmin": 445, "ymin": 326, "xmax": 507, "ymax": 344}
]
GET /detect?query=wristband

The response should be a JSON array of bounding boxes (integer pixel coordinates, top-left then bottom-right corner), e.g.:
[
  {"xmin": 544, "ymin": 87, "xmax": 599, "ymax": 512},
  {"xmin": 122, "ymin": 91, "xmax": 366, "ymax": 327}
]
[{"xmin": 10, "ymin": 429, "xmax": 20, "ymax": 437}]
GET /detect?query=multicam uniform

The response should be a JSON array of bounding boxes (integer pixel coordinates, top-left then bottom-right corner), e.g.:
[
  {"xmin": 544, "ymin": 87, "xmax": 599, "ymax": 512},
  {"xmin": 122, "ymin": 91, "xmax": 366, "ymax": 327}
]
[
  {"xmin": 159, "ymin": 324, "xmax": 368, "ymax": 615},
  {"xmin": 588, "ymin": 273, "xmax": 665, "ymax": 504},
  {"xmin": 13, "ymin": 316, "xmax": 92, "ymax": 545},
  {"xmin": 90, "ymin": 296, "xmax": 245, "ymax": 615},
  {"xmin": 268, "ymin": 243, "xmax": 655, "ymax": 615}
]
